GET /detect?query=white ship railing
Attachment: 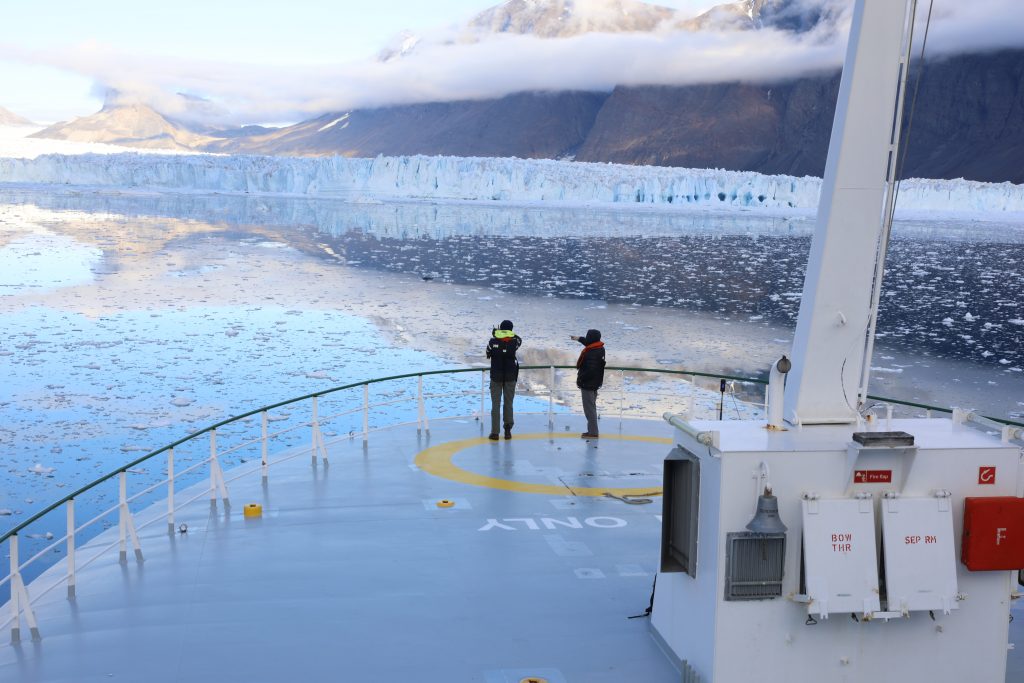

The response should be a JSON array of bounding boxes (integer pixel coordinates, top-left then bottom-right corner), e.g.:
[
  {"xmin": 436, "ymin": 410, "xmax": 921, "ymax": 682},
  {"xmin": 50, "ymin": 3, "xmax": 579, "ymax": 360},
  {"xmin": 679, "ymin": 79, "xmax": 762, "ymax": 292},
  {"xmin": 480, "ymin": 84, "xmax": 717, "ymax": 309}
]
[{"xmin": 1, "ymin": 365, "xmax": 1021, "ymax": 643}]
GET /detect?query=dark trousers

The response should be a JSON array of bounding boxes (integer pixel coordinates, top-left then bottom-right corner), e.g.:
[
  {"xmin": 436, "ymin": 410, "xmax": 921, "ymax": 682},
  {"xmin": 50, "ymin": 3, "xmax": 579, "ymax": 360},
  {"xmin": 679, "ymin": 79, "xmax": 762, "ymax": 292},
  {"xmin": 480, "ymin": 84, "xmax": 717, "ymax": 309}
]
[
  {"xmin": 490, "ymin": 380, "xmax": 516, "ymax": 434},
  {"xmin": 581, "ymin": 388, "xmax": 599, "ymax": 435}
]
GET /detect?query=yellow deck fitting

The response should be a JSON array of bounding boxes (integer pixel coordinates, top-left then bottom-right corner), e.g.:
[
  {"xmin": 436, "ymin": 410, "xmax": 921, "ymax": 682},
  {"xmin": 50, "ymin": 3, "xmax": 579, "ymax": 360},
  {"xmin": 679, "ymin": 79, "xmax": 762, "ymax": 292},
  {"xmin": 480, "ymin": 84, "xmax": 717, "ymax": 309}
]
[
  {"xmin": 243, "ymin": 503, "xmax": 263, "ymax": 518},
  {"xmin": 436, "ymin": 499, "xmax": 455, "ymax": 508}
]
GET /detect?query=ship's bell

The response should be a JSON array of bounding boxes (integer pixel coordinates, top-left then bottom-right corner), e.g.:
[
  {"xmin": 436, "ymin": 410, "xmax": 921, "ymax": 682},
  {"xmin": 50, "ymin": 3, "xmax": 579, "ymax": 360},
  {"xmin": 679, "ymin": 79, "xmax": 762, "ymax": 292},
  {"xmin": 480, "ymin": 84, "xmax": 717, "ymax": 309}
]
[{"xmin": 745, "ymin": 488, "xmax": 788, "ymax": 535}]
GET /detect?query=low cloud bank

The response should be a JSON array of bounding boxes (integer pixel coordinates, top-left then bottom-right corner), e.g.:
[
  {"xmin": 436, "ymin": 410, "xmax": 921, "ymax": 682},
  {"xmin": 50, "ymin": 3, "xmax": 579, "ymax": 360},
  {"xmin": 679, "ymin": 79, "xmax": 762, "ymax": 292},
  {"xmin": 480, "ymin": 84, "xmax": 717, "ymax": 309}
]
[{"xmin": 1, "ymin": 0, "xmax": 1021, "ymax": 125}]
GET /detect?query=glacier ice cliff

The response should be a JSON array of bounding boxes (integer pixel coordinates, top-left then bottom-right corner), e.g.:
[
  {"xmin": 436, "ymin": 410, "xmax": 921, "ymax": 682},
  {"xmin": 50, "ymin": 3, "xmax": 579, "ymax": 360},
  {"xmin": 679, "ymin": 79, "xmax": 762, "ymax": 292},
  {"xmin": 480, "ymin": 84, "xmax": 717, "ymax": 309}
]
[{"xmin": 1, "ymin": 152, "xmax": 1022, "ymax": 217}]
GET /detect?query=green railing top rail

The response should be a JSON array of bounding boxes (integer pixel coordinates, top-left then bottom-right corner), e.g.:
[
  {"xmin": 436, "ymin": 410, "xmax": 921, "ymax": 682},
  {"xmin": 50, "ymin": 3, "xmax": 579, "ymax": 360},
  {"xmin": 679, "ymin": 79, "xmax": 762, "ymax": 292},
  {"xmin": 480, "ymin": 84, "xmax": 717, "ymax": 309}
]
[{"xmin": 2, "ymin": 364, "xmax": 1021, "ymax": 545}]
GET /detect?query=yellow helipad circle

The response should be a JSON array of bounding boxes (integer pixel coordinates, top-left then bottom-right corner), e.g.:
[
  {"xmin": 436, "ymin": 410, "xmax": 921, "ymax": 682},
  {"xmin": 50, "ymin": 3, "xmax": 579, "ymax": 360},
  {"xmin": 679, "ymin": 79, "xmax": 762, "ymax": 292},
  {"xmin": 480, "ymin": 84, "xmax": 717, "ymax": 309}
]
[{"xmin": 414, "ymin": 432, "xmax": 670, "ymax": 496}]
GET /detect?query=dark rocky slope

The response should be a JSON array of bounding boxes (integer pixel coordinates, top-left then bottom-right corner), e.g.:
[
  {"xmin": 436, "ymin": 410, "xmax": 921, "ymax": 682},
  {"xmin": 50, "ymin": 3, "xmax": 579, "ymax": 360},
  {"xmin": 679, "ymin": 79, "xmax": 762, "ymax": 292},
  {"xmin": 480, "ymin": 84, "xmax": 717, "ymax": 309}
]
[
  {"xmin": 227, "ymin": 49, "xmax": 1024, "ymax": 182},
  {"xmin": 576, "ymin": 49, "xmax": 1024, "ymax": 182},
  {"xmin": 220, "ymin": 91, "xmax": 609, "ymax": 160}
]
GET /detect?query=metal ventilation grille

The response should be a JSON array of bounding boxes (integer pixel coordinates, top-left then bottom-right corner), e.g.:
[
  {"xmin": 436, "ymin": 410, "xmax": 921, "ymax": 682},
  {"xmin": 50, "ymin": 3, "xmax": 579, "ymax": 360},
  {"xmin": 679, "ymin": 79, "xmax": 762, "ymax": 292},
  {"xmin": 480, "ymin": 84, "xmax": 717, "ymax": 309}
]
[{"xmin": 725, "ymin": 532, "xmax": 786, "ymax": 600}]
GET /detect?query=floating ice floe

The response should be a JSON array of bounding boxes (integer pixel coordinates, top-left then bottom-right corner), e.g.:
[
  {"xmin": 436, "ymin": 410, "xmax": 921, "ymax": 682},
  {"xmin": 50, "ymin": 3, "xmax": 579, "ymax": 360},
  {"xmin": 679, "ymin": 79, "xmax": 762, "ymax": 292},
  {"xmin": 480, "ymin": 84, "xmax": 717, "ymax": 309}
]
[
  {"xmin": 170, "ymin": 396, "xmax": 194, "ymax": 407},
  {"xmin": 305, "ymin": 371, "xmax": 332, "ymax": 380},
  {"xmin": 28, "ymin": 463, "xmax": 56, "ymax": 474}
]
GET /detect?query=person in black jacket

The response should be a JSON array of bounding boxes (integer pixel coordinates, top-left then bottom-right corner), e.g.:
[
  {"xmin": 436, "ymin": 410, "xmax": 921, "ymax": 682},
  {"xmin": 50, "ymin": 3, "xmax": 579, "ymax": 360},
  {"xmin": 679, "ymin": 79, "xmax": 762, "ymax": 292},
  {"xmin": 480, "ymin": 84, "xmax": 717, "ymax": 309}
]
[
  {"xmin": 486, "ymin": 320, "xmax": 522, "ymax": 440},
  {"xmin": 572, "ymin": 329, "xmax": 605, "ymax": 438}
]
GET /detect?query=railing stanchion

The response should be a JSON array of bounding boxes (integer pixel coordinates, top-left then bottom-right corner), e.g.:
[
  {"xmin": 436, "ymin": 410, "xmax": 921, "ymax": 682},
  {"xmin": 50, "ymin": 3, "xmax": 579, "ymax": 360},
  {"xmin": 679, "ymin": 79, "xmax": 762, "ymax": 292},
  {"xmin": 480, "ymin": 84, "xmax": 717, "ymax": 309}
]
[
  {"xmin": 718, "ymin": 378, "xmax": 726, "ymax": 420},
  {"xmin": 8, "ymin": 534, "xmax": 19, "ymax": 643},
  {"xmin": 417, "ymin": 375, "xmax": 430, "ymax": 433},
  {"xmin": 167, "ymin": 447, "xmax": 175, "ymax": 535},
  {"xmin": 118, "ymin": 471, "xmax": 144, "ymax": 564},
  {"xmin": 209, "ymin": 429, "xmax": 230, "ymax": 510},
  {"xmin": 686, "ymin": 374, "xmax": 695, "ymax": 418},
  {"xmin": 618, "ymin": 369, "xmax": 625, "ymax": 423},
  {"xmin": 362, "ymin": 384, "xmax": 370, "ymax": 443},
  {"xmin": 209, "ymin": 430, "xmax": 217, "ymax": 508},
  {"xmin": 8, "ymin": 534, "xmax": 40, "ymax": 642},
  {"xmin": 311, "ymin": 396, "xmax": 327, "ymax": 465},
  {"xmin": 261, "ymin": 411, "xmax": 269, "ymax": 481},
  {"xmin": 479, "ymin": 371, "xmax": 486, "ymax": 420},
  {"xmin": 548, "ymin": 365, "xmax": 555, "ymax": 429},
  {"xmin": 66, "ymin": 499, "xmax": 76, "ymax": 599}
]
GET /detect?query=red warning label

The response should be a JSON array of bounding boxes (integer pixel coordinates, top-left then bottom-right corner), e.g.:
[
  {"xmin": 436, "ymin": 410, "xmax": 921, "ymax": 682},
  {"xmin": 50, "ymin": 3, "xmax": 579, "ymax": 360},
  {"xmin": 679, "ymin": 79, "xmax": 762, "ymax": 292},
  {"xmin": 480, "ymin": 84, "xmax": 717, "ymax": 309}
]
[
  {"xmin": 978, "ymin": 466, "xmax": 996, "ymax": 485},
  {"xmin": 854, "ymin": 469, "xmax": 892, "ymax": 484}
]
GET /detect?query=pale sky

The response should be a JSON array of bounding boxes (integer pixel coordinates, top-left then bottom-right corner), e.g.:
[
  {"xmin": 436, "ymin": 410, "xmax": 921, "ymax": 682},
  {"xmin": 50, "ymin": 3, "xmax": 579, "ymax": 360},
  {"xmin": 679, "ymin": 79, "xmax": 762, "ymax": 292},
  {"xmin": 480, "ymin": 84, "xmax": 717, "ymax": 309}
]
[{"xmin": 0, "ymin": 0, "xmax": 716, "ymax": 123}]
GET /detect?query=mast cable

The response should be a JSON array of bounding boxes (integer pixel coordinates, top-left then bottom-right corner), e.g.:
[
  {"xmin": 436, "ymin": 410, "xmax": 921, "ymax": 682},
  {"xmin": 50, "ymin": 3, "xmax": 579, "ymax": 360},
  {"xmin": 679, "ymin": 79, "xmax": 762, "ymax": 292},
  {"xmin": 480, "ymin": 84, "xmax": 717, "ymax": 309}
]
[
  {"xmin": 857, "ymin": 0, "xmax": 934, "ymax": 411},
  {"xmin": 893, "ymin": 0, "xmax": 935, "ymax": 209}
]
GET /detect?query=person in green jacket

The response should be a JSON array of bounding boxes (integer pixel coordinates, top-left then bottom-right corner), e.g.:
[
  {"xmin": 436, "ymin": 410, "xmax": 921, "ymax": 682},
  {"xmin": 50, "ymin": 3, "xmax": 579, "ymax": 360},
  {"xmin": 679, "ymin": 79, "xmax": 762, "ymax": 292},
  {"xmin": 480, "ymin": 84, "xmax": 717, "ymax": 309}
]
[{"xmin": 486, "ymin": 320, "xmax": 522, "ymax": 440}]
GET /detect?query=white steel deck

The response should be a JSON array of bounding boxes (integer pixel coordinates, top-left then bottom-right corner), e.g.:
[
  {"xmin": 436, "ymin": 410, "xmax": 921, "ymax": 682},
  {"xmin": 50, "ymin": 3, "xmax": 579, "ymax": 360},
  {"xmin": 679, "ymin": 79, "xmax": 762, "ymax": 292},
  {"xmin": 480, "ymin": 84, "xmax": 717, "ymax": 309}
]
[
  {"xmin": 1, "ymin": 414, "xmax": 680, "ymax": 683},
  {"xmin": 3, "ymin": 410, "xmax": 1022, "ymax": 683}
]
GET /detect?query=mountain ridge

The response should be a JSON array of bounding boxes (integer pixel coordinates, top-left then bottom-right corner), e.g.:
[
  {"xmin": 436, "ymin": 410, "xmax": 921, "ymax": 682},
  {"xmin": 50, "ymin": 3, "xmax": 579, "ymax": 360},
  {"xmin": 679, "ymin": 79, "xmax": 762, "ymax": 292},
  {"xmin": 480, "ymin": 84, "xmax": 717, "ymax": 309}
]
[
  {"xmin": 30, "ymin": 102, "xmax": 216, "ymax": 150},
  {"xmin": 0, "ymin": 106, "xmax": 34, "ymax": 126}
]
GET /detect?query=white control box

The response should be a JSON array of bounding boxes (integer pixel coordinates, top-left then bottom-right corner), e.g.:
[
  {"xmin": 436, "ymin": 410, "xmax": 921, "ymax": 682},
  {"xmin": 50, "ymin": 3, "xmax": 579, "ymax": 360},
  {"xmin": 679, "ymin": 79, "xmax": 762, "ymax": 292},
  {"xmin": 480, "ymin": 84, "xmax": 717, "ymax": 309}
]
[
  {"xmin": 880, "ymin": 495, "xmax": 958, "ymax": 613},
  {"xmin": 802, "ymin": 497, "xmax": 880, "ymax": 617}
]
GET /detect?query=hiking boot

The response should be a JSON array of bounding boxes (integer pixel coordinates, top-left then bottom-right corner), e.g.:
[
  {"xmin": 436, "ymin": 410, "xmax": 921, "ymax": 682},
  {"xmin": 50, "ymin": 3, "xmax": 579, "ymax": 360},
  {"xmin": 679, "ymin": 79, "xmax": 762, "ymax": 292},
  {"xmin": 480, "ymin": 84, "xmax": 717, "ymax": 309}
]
[
  {"xmin": 488, "ymin": 433, "xmax": 500, "ymax": 441},
  {"xmin": 504, "ymin": 427, "xmax": 512, "ymax": 440}
]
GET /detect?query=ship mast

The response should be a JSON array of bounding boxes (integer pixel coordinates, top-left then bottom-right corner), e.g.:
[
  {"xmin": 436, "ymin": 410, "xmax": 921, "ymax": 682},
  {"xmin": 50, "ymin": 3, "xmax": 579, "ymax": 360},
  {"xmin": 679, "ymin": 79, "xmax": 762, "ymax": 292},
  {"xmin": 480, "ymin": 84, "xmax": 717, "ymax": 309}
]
[{"xmin": 783, "ymin": 0, "xmax": 917, "ymax": 425}]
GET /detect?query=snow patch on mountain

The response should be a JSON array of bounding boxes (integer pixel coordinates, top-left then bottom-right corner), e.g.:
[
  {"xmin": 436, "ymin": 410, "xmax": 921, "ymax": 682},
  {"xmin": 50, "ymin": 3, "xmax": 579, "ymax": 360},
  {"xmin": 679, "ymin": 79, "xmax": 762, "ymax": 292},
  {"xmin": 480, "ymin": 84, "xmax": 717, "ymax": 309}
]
[
  {"xmin": 0, "ymin": 151, "xmax": 1022, "ymax": 218},
  {"xmin": 317, "ymin": 113, "xmax": 351, "ymax": 132}
]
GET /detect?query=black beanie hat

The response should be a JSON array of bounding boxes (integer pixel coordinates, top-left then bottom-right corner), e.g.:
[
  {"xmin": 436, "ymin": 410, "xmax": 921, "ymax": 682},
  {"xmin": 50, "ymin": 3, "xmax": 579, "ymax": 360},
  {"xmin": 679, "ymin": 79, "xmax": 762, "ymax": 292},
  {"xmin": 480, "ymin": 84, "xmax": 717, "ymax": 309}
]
[{"xmin": 499, "ymin": 320, "xmax": 514, "ymax": 330}]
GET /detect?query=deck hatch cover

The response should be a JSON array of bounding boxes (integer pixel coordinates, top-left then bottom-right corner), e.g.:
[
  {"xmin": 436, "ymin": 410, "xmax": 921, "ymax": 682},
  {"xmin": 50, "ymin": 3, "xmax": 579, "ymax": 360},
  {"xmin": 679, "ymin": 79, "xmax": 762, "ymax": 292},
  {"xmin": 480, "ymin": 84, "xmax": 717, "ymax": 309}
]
[
  {"xmin": 801, "ymin": 497, "xmax": 881, "ymax": 617},
  {"xmin": 881, "ymin": 495, "xmax": 958, "ymax": 612}
]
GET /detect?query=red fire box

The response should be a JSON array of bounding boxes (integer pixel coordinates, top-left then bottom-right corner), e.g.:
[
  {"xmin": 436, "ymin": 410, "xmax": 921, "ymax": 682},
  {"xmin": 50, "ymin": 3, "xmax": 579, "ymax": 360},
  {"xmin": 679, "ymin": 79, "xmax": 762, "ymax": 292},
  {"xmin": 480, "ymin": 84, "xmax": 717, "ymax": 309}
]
[{"xmin": 962, "ymin": 497, "xmax": 1024, "ymax": 571}]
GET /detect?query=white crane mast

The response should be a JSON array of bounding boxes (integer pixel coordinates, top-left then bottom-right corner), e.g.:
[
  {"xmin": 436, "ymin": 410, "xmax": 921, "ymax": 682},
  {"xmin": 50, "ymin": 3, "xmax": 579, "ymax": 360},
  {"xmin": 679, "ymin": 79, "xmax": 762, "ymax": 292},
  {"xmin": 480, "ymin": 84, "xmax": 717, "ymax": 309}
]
[{"xmin": 784, "ymin": 0, "xmax": 916, "ymax": 425}]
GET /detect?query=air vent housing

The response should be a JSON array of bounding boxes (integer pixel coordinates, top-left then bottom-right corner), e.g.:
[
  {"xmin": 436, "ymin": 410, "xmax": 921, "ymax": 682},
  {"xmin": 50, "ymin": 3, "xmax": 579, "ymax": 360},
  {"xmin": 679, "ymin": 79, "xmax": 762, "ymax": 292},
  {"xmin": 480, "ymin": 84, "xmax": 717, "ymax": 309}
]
[{"xmin": 725, "ymin": 532, "xmax": 786, "ymax": 600}]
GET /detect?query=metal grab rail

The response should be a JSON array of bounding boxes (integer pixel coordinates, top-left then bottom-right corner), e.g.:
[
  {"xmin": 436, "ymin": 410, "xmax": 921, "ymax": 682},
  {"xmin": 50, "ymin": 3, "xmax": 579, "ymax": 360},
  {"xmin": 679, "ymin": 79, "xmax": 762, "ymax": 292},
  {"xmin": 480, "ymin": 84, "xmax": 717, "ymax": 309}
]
[
  {"xmin": 2, "ymin": 364, "xmax": 1022, "ymax": 641},
  {"xmin": 2, "ymin": 363, "xmax": 1021, "ymax": 546}
]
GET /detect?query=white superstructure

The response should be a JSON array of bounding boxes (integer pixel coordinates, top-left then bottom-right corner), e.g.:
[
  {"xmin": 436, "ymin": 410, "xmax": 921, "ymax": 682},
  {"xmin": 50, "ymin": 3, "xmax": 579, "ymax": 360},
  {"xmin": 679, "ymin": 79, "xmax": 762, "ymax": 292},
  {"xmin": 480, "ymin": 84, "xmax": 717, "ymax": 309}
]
[{"xmin": 654, "ymin": 2, "xmax": 1024, "ymax": 681}]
